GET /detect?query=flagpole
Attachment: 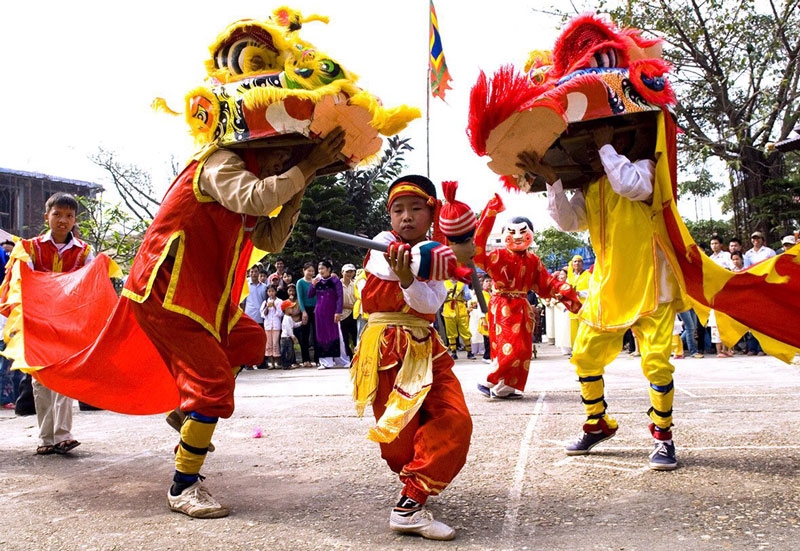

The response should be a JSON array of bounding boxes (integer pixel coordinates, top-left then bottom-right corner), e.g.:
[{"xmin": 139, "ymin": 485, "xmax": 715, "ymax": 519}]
[{"xmin": 426, "ymin": 0, "xmax": 431, "ymax": 178}]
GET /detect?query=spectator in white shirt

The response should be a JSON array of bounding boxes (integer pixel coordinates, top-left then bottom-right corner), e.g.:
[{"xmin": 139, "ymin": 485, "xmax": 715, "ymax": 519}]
[
  {"xmin": 744, "ymin": 231, "xmax": 776, "ymax": 267},
  {"xmin": 708, "ymin": 236, "xmax": 732, "ymax": 270}
]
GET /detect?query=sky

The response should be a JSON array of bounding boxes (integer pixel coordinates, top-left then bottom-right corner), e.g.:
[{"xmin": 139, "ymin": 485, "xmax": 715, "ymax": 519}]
[{"xmin": 0, "ymin": 1, "xmax": 719, "ymax": 228}]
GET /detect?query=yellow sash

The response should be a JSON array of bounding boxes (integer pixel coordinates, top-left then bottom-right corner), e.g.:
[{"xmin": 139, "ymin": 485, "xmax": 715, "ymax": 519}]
[{"xmin": 351, "ymin": 312, "xmax": 434, "ymax": 443}]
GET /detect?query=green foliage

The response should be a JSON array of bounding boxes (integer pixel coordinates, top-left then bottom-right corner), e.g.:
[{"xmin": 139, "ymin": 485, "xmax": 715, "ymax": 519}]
[
  {"xmin": 678, "ymin": 168, "xmax": 722, "ymax": 199},
  {"xmin": 748, "ymin": 177, "xmax": 800, "ymax": 240},
  {"xmin": 265, "ymin": 136, "xmax": 414, "ymax": 276},
  {"xmin": 534, "ymin": 226, "xmax": 591, "ymax": 272},
  {"xmin": 682, "ymin": 218, "xmax": 736, "ymax": 246},
  {"xmin": 75, "ymin": 195, "xmax": 149, "ymax": 271}
]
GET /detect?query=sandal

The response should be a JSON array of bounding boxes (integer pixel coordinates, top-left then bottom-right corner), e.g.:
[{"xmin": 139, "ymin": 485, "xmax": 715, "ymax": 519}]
[
  {"xmin": 36, "ymin": 445, "xmax": 56, "ymax": 455},
  {"xmin": 53, "ymin": 440, "xmax": 81, "ymax": 454}
]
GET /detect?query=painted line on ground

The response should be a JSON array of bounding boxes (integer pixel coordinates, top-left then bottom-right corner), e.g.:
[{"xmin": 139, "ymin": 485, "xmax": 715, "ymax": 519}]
[{"xmin": 501, "ymin": 392, "xmax": 545, "ymax": 548}]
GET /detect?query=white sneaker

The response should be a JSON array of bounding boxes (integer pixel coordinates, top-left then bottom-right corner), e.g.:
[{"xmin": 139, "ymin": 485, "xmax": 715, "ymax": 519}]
[
  {"xmin": 389, "ymin": 506, "xmax": 455, "ymax": 540},
  {"xmin": 167, "ymin": 481, "xmax": 230, "ymax": 518}
]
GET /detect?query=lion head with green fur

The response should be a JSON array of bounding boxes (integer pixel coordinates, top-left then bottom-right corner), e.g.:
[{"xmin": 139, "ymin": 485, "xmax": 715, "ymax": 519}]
[{"xmin": 153, "ymin": 6, "xmax": 419, "ymax": 169}]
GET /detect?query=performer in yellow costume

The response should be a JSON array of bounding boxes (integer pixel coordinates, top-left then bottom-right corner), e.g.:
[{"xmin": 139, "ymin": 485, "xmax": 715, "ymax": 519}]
[
  {"xmin": 468, "ymin": 12, "xmax": 800, "ymax": 472},
  {"xmin": 527, "ymin": 119, "xmax": 685, "ymax": 470},
  {"xmin": 442, "ymin": 279, "xmax": 473, "ymax": 360},
  {"xmin": 567, "ymin": 255, "xmax": 590, "ymax": 348}
]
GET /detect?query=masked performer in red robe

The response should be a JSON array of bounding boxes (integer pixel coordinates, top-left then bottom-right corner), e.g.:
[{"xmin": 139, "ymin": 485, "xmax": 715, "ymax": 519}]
[{"xmin": 473, "ymin": 195, "xmax": 581, "ymax": 399}]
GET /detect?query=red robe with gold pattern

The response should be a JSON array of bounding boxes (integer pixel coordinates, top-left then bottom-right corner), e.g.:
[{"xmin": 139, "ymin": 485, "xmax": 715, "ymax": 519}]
[{"xmin": 473, "ymin": 195, "xmax": 581, "ymax": 391}]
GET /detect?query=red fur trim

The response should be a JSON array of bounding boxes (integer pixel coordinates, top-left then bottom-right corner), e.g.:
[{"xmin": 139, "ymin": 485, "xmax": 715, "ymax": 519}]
[
  {"xmin": 500, "ymin": 174, "xmax": 520, "ymax": 192},
  {"xmin": 629, "ymin": 59, "xmax": 676, "ymax": 107},
  {"xmin": 552, "ymin": 14, "xmax": 622, "ymax": 76},
  {"xmin": 622, "ymin": 27, "xmax": 661, "ymax": 50},
  {"xmin": 467, "ymin": 66, "xmax": 538, "ymax": 156}
]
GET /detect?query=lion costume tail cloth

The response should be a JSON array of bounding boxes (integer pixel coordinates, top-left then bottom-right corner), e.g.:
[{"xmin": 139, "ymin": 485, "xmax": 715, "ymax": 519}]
[
  {"xmin": 0, "ymin": 245, "xmax": 179, "ymax": 413},
  {"xmin": 0, "ymin": 7, "xmax": 422, "ymax": 414},
  {"xmin": 466, "ymin": 13, "xmax": 800, "ymax": 360}
]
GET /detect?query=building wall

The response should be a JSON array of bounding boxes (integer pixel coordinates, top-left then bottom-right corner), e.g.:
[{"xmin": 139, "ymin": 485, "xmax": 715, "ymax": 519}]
[{"xmin": 0, "ymin": 172, "xmax": 101, "ymax": 238}]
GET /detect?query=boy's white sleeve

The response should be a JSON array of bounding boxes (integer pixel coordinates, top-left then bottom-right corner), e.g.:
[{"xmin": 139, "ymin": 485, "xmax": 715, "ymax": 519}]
[
  {"xmin": 403, "ymin": 279, "xmax": 447, "ymax": 315},
  {"xmin": 364, "ymin": 232, "xmax": 398, "ymax": 280}
]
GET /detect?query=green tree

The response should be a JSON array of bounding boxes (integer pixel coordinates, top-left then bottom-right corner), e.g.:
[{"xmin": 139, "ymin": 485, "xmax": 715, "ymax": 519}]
[
  {"xmin": 682, "ymin": 218, "xmax": 735, "ymax": 248},
  {"xmin": 748, "ymin": 156, "xmax": 800, "ymax": 247},
  {"xmin": 270, "ymin": 136, "xmax": 414, "ymax": 275},
  {"xmin": 75, "ymin": 195, "xmax": 149, "ymax": 271},
  {"xmin": 611, "ymin": 0, "xmax": 799, "ymax": 240},
  {"xmin": 534, "ymin": 226, "xmax": 591, "ymax": 272}
]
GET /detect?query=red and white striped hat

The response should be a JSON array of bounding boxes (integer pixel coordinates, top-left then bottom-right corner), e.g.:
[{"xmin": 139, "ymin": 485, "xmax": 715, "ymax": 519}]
[{"xmin": 438, "ymin": 181, "xmax": 476, "ymax": 243}]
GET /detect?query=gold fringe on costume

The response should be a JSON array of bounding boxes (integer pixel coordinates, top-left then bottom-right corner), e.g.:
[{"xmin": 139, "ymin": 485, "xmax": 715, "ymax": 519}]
[{"xmin": 351, "ymin": 312, "xmax": 434, "ymax": 443}]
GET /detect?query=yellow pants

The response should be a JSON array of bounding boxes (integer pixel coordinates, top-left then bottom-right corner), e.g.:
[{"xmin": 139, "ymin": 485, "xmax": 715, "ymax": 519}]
[
  {"xmin": 571, "ymin": 303, "xmax": 675, "ymax": 432},
  {"xmin": 570, "ymin": 318, "xmax": 580, "ymax": 348},
  {"xmin": 443, "ymin": 306, "xmax": 471, "ymax": 352},
  {"xmin": 671, "ymin": 334, "xmax": 683, "ymax": 357}
]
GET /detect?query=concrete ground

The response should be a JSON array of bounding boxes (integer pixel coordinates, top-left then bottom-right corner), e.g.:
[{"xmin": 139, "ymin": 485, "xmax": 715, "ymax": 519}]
[{"xmin": 1, "ymin": 344, "xmax": 799, "ymax": 551}]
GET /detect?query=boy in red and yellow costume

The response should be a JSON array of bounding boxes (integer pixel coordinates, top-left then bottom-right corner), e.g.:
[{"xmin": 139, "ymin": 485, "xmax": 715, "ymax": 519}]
[
  {"xmin": 1, "ymin": 193, "xmax": 100, "ymax": 456},
  {"xmin": 351, "ymin": 175, "xmax": 471, "ymax": 541}
]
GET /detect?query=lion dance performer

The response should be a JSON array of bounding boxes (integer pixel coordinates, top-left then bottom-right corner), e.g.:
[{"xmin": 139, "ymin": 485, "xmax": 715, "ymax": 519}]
[
  {"xmin": 2, "ymin": 7, "xmax": 420, "ymax": 518},
  {"xmin": 473, "ymin": 194, "xmax": 581, "ymax": 399},
  {"xmin": 467, "ymin": 13, "xmax": 800, "ymax": 470}
]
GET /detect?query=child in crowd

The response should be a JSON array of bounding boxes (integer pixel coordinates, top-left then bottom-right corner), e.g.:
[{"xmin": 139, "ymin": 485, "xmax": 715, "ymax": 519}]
[
  {"xmin": 280, "ymin": 304, "xmax": 300, "ymax": 369},
  {"xmin": 468, "ymin": 296, "xmax": 485, "ymax": 358},
  {"xmin": 260, "ymin": 285, "xmax": 283, "ymax": 369},
  {"xmin": 351, "ymin": 175, "xmax": 472, "ymax": 541},
  {"xmin": 280, "ymin": 283, "xmax": 303, "ymax": 369}
]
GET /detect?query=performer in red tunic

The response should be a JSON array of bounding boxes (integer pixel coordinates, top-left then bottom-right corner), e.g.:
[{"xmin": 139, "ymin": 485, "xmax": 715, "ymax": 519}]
[
  {"xmin": 473, "ymin": 194, "xmax": 581, "ymax": 399},
  {"xmin": 351, "ymin": 175, "xmax": 471, "ymax": 541}
]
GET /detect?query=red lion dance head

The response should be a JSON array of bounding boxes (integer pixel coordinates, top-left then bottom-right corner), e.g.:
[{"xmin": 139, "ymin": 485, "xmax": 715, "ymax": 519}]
[{"xmin": 467, "ymin": 13, "xmax": 676, "ymax": 192}]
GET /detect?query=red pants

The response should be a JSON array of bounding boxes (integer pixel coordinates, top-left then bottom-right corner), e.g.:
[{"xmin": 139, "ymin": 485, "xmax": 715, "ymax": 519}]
[
  {"xmin": 372, "ymin": 328, "xmax": 472, "ymax": 503},
  {"xmin": 131, "ymin": 263, "xmax": 265, "ymax": 418}
]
